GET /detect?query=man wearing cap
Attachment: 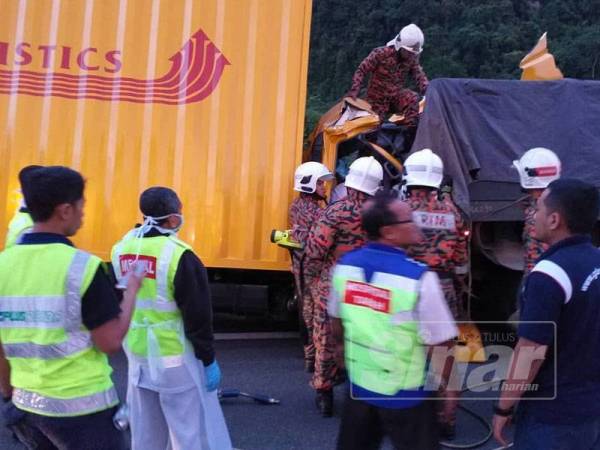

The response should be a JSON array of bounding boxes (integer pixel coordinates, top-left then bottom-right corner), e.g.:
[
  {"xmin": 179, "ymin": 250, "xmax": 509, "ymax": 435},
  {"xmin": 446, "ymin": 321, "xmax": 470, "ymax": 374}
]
[
  {"xmin": 347, "ymin": 24, "xmax": 428, "ymax": 126},
  {"xmin": 304, "ymin": 156, "xmax": 384, "ymax": 417}
]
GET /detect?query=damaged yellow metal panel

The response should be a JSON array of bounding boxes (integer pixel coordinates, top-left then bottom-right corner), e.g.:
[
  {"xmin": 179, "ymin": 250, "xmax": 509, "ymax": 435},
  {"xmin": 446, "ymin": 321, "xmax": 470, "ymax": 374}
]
[
  {"xmin": 520, "ymin": 32, "xmax": 563, "ymax": 81},
  {"xmin": 0, "ymin": 0, "xmax": 312, "ymax": 270}
]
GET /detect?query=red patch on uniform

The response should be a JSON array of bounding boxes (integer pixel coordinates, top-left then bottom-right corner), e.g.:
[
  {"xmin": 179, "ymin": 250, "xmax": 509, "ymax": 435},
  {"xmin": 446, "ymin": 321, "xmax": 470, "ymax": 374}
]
[
  {"xmin": 344, "ymin": 281, "xmax": 391, "ymax": 313},
  {"xmin": 119, "ymin": 254, "xmax": 157, "ymax": 279}
]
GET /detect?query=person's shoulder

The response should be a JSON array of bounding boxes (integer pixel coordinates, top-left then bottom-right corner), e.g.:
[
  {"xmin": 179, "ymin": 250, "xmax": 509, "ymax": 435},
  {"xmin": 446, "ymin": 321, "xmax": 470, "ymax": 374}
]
[
  {"xmin": 176, "ymin": 247, "xmax": 206, "ymax": 272},
  {"xmin": 338, "ymin": 246, "xmax": 368, "ymax": 265},
  {"xmin": 166, "ymin": 237, "xmax": 195, "ymax": 258},
  {"xmin": 289, "ymin": 197, "xmax": 301, "ymax": 208},
  {"xmin": 369, "ymin": 248, "xmax": 428, "ymax": 278},
  {"xmin": 323, "ymin": 200, "xmax": 346, "ymax": 217},
  {"xmin": 382, "ymin": 255, "xmax": 428, "ymax": 281},
  {"xmin": 402, "ymin": 255, "xmax": 429, "ymax": 275},
  {"xmin": 551, "ymin": 241, "xmax": 600, "ymax": 265},
  {"xmin": 370, "ymin": 46, "xmax": 391, "ymax": 56}
]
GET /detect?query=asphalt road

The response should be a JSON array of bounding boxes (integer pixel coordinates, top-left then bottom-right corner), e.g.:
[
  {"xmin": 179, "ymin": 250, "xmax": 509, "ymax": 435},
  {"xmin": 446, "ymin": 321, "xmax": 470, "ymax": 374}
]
[{"xmin": 0, "ymin": 338, "xmax": 514, "ymax": 450}]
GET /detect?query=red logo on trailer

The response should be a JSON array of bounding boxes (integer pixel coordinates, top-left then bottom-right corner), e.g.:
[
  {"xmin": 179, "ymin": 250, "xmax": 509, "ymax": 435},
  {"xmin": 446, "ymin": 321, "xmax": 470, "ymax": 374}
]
[{"xmin": 0, "ymin": 29, "xmax": 229, "ymax": 104}]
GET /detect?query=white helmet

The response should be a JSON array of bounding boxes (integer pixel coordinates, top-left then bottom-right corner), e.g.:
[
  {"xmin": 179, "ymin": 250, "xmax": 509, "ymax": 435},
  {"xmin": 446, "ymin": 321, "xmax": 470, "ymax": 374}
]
[
  {"xmin": 345, "ymin": 156, "xmax": 384, "ymax": 196},
  {"xmin": 294, "ymin": 162, "xmax": 334, "ymax": 193},
  {"xmin": 513, "ymin": 147, "xmax": 561, "ymax": 189},
  {"xmin": 404, "ymin": 149, "xmax": 444, "ymax": 189},
  {"xmin": 387, "ymin": 24, "xmax": 424, "ymax": 54}
]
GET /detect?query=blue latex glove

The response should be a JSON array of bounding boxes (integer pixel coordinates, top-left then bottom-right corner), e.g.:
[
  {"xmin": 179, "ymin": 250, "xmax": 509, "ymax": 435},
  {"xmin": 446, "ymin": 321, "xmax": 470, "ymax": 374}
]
[{"xmin": 204, "ymin": 360, "xmax": 221, "ymax": 392}]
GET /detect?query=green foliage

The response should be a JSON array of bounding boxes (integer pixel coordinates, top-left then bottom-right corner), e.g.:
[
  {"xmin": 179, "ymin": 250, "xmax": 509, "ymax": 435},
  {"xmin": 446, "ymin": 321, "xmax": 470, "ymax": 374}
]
[{"xmin": 305, "ymin": 0, "xmax": 600, "ymax": 136}]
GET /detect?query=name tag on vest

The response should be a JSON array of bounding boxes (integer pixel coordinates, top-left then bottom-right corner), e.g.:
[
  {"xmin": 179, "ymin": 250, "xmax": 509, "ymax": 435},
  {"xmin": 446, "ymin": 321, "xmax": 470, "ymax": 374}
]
[
  {"xmin": 344, "ymin": 281, "xmax": 391, "ymax": 313},
  {"xmin": 119, "ymin": 254, "xmax": 157, "ymax": 279},
  {"xmin": 413, "ymin": 211, "xmax": 456, "ymax": 231}
]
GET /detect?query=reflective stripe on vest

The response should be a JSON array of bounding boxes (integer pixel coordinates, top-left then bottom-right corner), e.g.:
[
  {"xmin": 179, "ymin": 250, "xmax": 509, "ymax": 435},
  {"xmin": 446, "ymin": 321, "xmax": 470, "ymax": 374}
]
[
  {"xmin": 0, "ymin": 251, "xmax": 93, "ymax": 358},
  {"xmin": 156, "ymin": 240, "xmax": 177, "ymax": 301},
  {"xmin": 135, "ymin": 299, "xmax": 179, "ymax": 313},
  {"xmin": 13, "ymin": 386, "xmax": 118, "ymax": 416},
  {"xmin": 0, "ymin": 247, "xmax": 117, "ymax": 417}
]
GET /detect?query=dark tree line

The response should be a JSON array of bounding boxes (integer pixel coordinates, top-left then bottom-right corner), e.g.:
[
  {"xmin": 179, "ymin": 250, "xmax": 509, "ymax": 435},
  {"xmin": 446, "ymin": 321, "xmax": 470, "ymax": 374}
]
[{"xmin": 305, "ymin": 0, "xmax": 600, "ymax": 134}]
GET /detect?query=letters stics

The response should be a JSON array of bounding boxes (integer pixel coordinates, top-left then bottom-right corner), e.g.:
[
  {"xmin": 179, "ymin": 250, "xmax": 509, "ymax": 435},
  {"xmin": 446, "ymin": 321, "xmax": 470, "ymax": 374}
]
[{"xmin": 0, "ymin": 41, "xmax": 121, "ymax": 73}]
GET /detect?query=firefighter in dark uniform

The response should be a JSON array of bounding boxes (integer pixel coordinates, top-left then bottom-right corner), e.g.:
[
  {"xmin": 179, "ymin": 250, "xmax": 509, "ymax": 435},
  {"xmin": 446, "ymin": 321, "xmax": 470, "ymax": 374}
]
[
  {"xmin": 304, "ymin": 157, "xmax": 383, "ymax": 417},
  {"xmin": 513, "ymin": 147, "xmax": 562, "ymax": 275},
  {"xmin": 288, "ymin": 162, "xmax": 334, "ymax": 372},
  {"xmin": 347, "ymin": 24, "xmax": 428, "ymax": 126},
  {"xmin": 403, "ymin": 149, "xmax": 468, "ymax": 439}
]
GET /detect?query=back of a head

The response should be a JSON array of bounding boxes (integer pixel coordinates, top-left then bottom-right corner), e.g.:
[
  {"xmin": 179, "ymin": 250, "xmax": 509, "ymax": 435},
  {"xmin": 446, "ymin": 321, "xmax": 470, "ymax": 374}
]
[
  {"xmin": 24, "ymin": 166, "xmax": 85, "ymax": 222},
  {"xmin": 18, "ymin": 165, "xmax": 43, "ymax": 189},
  {"xmin": 140, "ymin": 187, "xmax": 181, "ymax": 220},
  {"xmin": 361, "ymin": 191, "xmax": 399, "ymax": 241},
  {"xmin": 545, "ymin": 178, "xmax": 599, "ymax": 235}
]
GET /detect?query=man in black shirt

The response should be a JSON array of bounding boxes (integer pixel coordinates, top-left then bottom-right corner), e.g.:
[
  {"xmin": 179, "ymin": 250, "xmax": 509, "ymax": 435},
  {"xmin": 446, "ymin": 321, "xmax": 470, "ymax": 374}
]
[{"xmin": 0, "ymin": 166, "xmax": 144, "ymax": 449}]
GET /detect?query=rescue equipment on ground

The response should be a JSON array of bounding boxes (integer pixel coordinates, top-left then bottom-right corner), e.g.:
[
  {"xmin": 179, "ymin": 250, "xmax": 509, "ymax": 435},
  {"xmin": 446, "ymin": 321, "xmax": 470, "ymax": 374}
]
[{"xmin": 218, "ymin": 389, "xmax": 280, "ymax": 405}]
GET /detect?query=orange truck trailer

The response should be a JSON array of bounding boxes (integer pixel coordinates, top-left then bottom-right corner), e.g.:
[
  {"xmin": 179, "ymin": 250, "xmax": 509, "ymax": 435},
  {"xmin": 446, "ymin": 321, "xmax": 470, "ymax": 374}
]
[{"xmin": 0, "ymin": 0, "xmax": 313, "ymax": 319}]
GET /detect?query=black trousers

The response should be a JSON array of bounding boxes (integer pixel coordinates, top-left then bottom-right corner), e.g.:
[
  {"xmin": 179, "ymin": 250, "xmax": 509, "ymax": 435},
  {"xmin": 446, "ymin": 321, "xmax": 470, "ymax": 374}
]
[
  {"xmin": 336, "ymin": 394, "xmax": 440, "ymax": 450},
  {"xmin": 18, "ymin": 406, "xmax": 127, "ymax": 450}
]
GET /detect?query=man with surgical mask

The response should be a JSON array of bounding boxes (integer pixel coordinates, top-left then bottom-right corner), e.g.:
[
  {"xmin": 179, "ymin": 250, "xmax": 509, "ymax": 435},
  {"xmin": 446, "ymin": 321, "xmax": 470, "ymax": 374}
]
[{"xmin": 111, "ymin": 187, "xmax": 231, "ymax": 450}]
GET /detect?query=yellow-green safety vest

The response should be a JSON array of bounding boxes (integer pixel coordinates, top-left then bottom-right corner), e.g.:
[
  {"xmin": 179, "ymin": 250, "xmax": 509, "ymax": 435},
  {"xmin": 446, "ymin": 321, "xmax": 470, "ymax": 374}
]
[
  {"xmin": 5, "ymin": 211, "xmax": 33, "ymax": 249},
  {"xmin": 0, "ymin": 243, "xmax": 118, "ymax": 417},
  {"xmin": 111, "ymin": 235, "xmax": 190, "ymax": 364},
  {"xmin": 333, "ymin": 261, "xmax": 427, "ymax": 395}
]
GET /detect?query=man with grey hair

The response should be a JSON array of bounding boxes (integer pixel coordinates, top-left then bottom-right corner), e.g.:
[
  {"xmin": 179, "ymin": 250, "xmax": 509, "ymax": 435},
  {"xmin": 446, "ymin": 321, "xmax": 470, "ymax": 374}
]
[{"xmin": 111, "ymin": 187, "xmax": 231, "ymax": 450}]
